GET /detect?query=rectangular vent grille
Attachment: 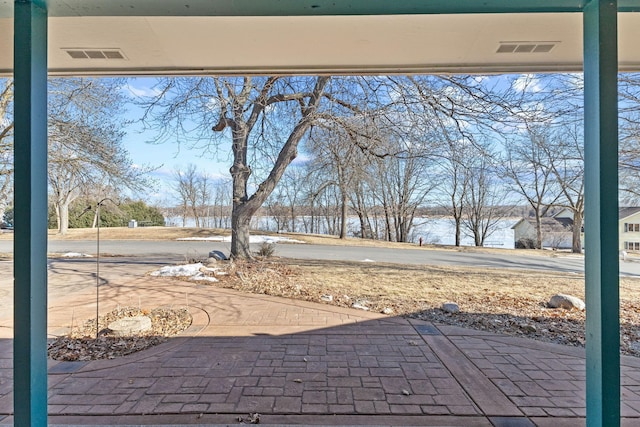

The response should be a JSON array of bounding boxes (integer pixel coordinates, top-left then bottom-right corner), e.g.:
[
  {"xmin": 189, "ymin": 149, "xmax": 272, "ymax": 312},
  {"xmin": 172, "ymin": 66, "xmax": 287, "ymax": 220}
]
[
  {"xmin": 63, "ymin": 49, "xmax": 127, "ymax": 60},
  {"xmin": 497, "ymin": 42, "xmax": 557, "ymax": 54}
]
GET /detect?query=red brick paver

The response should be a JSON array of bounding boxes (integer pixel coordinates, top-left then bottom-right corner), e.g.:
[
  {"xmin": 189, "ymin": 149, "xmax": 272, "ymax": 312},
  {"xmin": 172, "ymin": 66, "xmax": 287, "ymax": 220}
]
[{"xmin": 1, "ymin": 258, "xmax": 640, "ymax": 425}]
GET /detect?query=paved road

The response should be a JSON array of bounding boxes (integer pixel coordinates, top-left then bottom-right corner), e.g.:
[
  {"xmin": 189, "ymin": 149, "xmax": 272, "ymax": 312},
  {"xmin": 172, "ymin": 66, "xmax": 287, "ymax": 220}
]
[
  {"xmin": 0, "ymin": 239, "xmax": 620, "ymax": 275},
  {"xmin": 1, "ymin": 238, "xmax": 639, "ymax": 276}
]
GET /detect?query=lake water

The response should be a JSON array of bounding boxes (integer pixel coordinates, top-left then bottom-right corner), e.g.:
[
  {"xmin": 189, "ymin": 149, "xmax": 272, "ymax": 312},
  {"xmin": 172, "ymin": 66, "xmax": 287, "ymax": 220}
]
[{"xmin": 166, "ymin": 215, "xmax": 519, "ymax": 249}]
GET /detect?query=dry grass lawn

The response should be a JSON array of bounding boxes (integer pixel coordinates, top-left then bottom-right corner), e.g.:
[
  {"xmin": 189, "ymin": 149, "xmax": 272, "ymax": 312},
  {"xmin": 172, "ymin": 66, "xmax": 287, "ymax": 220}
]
[
  {"xmin": 5, "ymin": 226, "xmax": 638, "ymax": 354},
  {"xmin": 204, "ymin": 257, "xmax": 640, "ymax": 356},
  {"xmin": 0, "ymin": 226, "xmax": 575, "ymax": 259}
]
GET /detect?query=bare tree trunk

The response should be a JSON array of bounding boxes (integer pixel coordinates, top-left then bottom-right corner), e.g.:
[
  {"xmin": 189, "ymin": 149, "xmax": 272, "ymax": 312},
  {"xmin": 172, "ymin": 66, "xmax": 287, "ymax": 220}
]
[
  {"xmin": 535, "ymin": 207, "xmax": 543, "ymax": 250},
  {"xmin": 572, "ymin": 213, "xmax": 583, "ymax": 253},
  {"xmin": 339, "ymin": 191, "xmax": 348, "ymax": 239},
  {"xmin": 226, "ymin": 77, "xmax": 329, "ymax": 258},
  {"xmin": 451, "ymin": 193, "xmax": 464, "ymax": 247},
  {"xmin": 474, "ymin": 226, "xmax": 482, "ymax": 247},
  {"xmin": 231, "ymin": 205, "xmax": 253, "ymax": 259},
  {"xmin": 193, "ymin": 208, "xmax": 200, "ymax": 228},
  {"xmin": 290, "ymin": 205, "xmax": 296, "ymax": 233},
  {"xmin": 230, "ymin": 156, "xmax": 253, "ymax": 258},
  {"xmin": 58, "ymin": 202, "xmax": 70, "ymax": 235}
]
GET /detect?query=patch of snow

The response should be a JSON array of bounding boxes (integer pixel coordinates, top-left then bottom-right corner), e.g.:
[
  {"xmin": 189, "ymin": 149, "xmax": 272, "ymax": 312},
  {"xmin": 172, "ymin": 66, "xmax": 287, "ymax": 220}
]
[
  {"xmin": 195, "ymin": 275, "xmax": 219, "ymax": 282},
  {"xmin": 150, "ymin": 263, "xmax": 204, "ymax": 277},
  {"xmin": 177, "ymin": 236, "xmax": 226, "ymax": 242},
  {"xmin": 361, "ymin": 259, "xmax": 375, "ymax": 263},
  {"xmin": 176, "ymin": 236, "xmax": 228, "ymax": 242},
  {"xmin": 150, "ymin": 263, "xmax": 219, "ymax": 283},
  {"xmin": 176, "ymin": 235, "xmax": 305, "ymax": 244},
  {"xmin": 61, "ymin": 252, "xmax": 92, "ymax": 258}
]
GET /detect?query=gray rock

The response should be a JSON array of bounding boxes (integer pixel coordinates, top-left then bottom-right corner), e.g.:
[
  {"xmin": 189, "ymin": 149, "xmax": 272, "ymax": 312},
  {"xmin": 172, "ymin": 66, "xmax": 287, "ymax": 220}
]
[
  {"xmin": 548, "ymin": 294, "xmax": 585, "ymax": 311},
  {"xmin": 108, "ymin": 315, "xmax": 152, "ymax": 336},
  {"xmin": 382, "ymin": 307, "xmax": 394, "ymax": 315},
  {"xmin": 321, "ymin": 294, "xmax": 333, "ymax": 302},
  {"xmin": 442, "ymin": 302, "xmax": 460, "ymax": 314},
  {"xmin": 352, "ymin": 302, "xmax": 370, "ymax": 311},
  {"xmin": 520, "ymin": 323, "xmax": 537, "ymax": 333}
]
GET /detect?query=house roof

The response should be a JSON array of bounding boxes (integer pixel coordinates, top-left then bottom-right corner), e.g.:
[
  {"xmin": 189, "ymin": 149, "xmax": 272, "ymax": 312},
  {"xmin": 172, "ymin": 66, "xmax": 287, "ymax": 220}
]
[
  {"xmin": 3, "ymin": 2, "xmax": 640, "ymax": 76},
  {"xmin": 513, "ymin": 207, "xmax": 640, "ymax": 227},
  {"xmin": 512, "ymin": 216, "xmax": 573, "ymax": 232},
  {"xmin": 619, "ymin": 207, "xmax": 640, "ymax": 220}
]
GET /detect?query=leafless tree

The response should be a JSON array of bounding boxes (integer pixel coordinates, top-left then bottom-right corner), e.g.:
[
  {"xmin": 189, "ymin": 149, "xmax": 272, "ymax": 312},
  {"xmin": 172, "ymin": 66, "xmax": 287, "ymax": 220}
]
[
  {"xmin": 298, "ymin": 168, "xmax": 329, "ymax": 234},
  {"xmin": 141, "ymin": 76, "xmax": 330, "ymax": 258},
  {"xmin": 173, "ymin": 164, "xmax": 200, "ymax": 227},
  {"xmin": 502, "ymin": 127, "xmax": 562, "ymax": 249},
  {"xmin": 370, "ymin": 146, "xmax": 435, "ymax": 243},
  {"xmin": 543, "ymin": 125, "xmax": 585, "ymax": 253},
  {"xmin": 462, "ymin": 146, "xmax": 506, "ymax": 247},
  {"xmin": 264, "ymin": 193, "xmax": 288, "ymax": 233},
  {"xmin": 48, "ymin": 78, "xmax": 148, "ymax": 234},
  {"xmin": 210, "ymin": 178, "xmax": 231, "ymax": 228},
  {"xmin": 349, "ymin": 175, "xmax": 378, "ymax": 239},
  {"xmin": 381, "ymin": 74, "xmax": 535, "ymax": 246},
  {"xmin": 173, "ymin": 164, "xmax": 218, "ymax": 228},
  {"xmin": 307, "ymin": 124, "xmax": 370, "ymax": 239},
  {"xmin": 432, "ymin": 132, "xmax": 472, "ymax": 247},
  {"xmin": 274, "ymin": 165, "xmax": 308, "ymax": 233}
]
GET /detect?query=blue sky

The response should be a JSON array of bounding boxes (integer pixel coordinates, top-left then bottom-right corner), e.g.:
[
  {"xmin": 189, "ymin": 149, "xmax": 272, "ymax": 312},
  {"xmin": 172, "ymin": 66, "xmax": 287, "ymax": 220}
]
[
  {"xmin": 119, "ymin": 74, "xmax": 558, "ymax": 206},
  {"xmin": 122, "ymin": 78, "xmax": 230, "ymax": 204}
]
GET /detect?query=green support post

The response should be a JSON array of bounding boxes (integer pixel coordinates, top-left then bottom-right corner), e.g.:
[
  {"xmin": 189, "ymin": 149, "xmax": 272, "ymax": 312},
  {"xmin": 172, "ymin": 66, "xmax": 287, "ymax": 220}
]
[
  {"xmin": 584, "ymin": 1, "xmax": 620, "ymax": 426},
  {"xmin": 13, "ymin": 1, "xmax": 48, "ymax": 425}
]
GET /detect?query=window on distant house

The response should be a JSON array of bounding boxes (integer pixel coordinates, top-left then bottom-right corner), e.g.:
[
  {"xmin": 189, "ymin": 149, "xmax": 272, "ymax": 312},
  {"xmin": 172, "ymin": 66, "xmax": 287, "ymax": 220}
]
[
  {"xmin": 625, "ymin": 241, "xmax": 640, "ymax": 251},
  {"xmin": 624, "ymin": 223, "xmax": 640, "ymax": 232}
]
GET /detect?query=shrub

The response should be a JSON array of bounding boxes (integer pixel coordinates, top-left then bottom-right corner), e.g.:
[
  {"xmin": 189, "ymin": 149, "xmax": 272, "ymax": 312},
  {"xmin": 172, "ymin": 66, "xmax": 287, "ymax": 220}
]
[
  {"xmin": 516, "ymin": 238, "xmax": 536, "ymax": 249},
  {"xmin": 255, "ymin": 242, "xmax": 276, "ymax": 258}
]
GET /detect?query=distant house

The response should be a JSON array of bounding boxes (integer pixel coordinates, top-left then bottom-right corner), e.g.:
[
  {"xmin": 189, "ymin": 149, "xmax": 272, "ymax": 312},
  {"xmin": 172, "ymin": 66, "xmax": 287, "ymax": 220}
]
[
  {"xmin": 512, "ymin": 215, "xmax": 573, "ymax": 249},
  {"xmin": 620, "ymin": 207, "xmax": 640, "ymax": 252},
  {"xmin": 513, "ymin": 207, "xmax": 640, "ymax": 251}
]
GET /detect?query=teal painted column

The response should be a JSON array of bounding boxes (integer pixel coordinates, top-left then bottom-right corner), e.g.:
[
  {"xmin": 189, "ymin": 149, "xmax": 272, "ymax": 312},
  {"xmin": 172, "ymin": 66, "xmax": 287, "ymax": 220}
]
[
  {"xmin": 13, "ymin": 0, "xmax": 48, "ymax": 426},
  {"xmin": 584, "ymin": 1, "xmax": 620, "ymax": 426}
]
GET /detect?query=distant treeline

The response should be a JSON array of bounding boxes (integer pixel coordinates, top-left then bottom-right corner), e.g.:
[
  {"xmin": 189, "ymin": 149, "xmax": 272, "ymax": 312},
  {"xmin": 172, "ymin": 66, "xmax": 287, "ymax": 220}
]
[{"xmin": 46, "ymin": 199, "xmax": 164, "ymax": 229}]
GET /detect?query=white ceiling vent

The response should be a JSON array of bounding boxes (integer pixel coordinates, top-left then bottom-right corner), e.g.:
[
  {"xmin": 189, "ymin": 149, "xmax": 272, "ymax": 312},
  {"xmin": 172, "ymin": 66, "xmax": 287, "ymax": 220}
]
[
  {"xmin": 63, "ymin": 48, "xmax": 127, "ymax": 60},
  {"xmin": 496, "ymin": 42, "xmax": 558, "ymax": 54}
]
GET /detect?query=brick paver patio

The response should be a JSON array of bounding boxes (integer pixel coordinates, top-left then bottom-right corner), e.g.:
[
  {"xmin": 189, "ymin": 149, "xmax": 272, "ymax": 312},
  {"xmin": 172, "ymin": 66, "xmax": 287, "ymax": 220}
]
[{"xmin": 0, "ymin": 257, "xmax": 640, "ymax": 426}]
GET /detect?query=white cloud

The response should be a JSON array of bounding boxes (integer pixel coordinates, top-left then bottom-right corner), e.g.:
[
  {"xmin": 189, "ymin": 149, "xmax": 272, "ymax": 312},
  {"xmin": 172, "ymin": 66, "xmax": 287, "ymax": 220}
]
[
  {"xmin": 291, "ymin": 153, "xmax": 312, "ymax": 165},
  {"xmin": 512, "ymin": 74, "xmax": 543, "ymax": 93},
  {"xmin": 124, "ymin": 83, "xmax": 162, "ymax": 98}
]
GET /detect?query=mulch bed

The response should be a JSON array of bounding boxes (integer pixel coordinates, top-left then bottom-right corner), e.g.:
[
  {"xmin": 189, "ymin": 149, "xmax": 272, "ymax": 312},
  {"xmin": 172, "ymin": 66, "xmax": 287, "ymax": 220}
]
[{"xmin": 48, "ymin": 306, "xmax": 192, "ymax": 361}]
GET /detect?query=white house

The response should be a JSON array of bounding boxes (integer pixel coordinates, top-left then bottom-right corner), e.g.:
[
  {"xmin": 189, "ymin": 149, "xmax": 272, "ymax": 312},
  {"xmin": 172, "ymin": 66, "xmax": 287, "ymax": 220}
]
[
  {"xmin": 512, "ymin": 215, "xmax": 573, "ymax": 249},
  {"xmin": 619, "ymin": 207, "xmax": 640, "ymax": 252}
]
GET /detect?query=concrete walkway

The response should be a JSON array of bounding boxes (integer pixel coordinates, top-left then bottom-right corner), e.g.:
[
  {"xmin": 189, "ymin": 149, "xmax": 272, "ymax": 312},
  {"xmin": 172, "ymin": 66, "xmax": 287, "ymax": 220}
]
[{"xmin": 0, "ymin": 258, "xmax": 640, "ymax": 426}]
